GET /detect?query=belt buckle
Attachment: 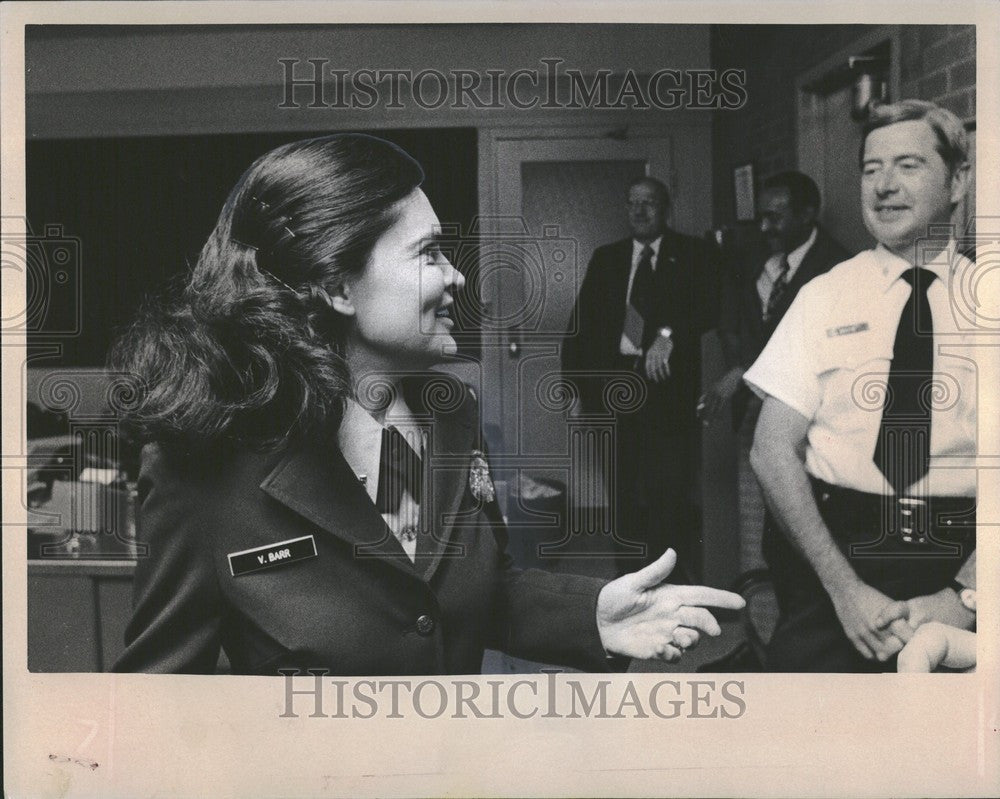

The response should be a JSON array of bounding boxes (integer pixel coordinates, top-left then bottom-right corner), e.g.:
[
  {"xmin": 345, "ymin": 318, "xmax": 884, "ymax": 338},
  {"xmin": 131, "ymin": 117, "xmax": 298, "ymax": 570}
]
[{"xmin": 898, "ymin": 497, "xmax": 928, "ymax": 544}]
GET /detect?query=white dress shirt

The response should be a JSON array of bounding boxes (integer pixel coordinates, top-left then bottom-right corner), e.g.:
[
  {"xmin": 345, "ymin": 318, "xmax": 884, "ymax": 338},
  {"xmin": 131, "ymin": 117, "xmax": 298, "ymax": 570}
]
[
  {"xmin": 745, "ymin": 243, "xmax": 980, "ymax": 496},
  {"xmin": 619, "ymin": 235, "xmax": 663, "ymax": 356},
  {"xmin": 338, "ymin": 399, "xmax": 426, "ymax": 561},
  {"xmin": 756, "ymin": 226, "xmax": 818, "ymax": 311}
]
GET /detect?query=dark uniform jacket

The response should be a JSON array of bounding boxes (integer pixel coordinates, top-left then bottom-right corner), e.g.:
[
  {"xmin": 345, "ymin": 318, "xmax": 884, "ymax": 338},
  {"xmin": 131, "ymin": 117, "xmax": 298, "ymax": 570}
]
[
  {"xmin": 561, "ymin": 230, "xmax": 718, "ymax": 427},
  {"xmin": 112, "ymin": 381, "xmax": 616, "ymax": 676}
]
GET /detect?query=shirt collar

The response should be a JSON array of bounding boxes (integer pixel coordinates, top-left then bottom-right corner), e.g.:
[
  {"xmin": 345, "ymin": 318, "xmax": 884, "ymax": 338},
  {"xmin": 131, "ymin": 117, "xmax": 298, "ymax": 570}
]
[
  {"xmin": 633, "ymin": 235, "xmax": 663, "ymax": 261},
  {"xmin": 786, "ymin": 226, "xmax": 818, "ymax": 274},
  {"xmin": 337, "ymin": 398, "xmax": 386, "ymax": 485},
  {"xmin": 875, "ymin": 241, "xmax": 958, "ymax": 293}
]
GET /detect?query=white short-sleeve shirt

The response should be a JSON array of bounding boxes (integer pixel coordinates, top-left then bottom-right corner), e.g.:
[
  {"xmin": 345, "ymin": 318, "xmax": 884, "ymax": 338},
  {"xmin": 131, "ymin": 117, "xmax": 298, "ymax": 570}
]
[{"xmin": 744, "ymin": 243, "xmax": 980, "ymax": 497}]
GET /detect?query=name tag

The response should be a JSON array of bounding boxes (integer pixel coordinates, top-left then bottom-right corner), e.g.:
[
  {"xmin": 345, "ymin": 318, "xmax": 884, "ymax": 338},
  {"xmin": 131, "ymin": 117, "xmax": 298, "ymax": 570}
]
[
  {"xmin": 228, "ymin": 535, "xmax": 317, "ymax": 577},
  {"xmin": 826, "ymin": 322, "xmax": 869, "ymax": 338}
]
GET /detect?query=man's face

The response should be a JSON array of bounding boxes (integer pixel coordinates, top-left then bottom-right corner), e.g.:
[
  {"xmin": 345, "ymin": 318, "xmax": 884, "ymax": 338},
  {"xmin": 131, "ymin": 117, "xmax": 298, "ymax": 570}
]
[
  {"xmin": 861, "ymin": 119, "xmax": 968, "ymax": 257},
  {"xmin": 627, "ymin": 182, "xmax": 668, "ymax": 242},
  {"xmin": 757, "ymin": 187, "xmax": 814, "ymax": 255}
]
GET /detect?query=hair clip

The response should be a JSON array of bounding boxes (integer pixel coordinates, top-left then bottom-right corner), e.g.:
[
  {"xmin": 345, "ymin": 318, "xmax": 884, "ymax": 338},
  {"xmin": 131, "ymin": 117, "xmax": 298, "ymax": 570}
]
[
  {"xmin": 234, "ymin": 194, "xmax": 297, "ymax": 256},
  {"xmin": 261, "ymin": 268, "xmax": 298, "ymax": 294},
  {"xmin": 251, "ymin": 195, "xmax": 296, "ymax": 240},
  {"xmin": 231, "ymin": 236, "xmax": 259, "ymax": 251}
]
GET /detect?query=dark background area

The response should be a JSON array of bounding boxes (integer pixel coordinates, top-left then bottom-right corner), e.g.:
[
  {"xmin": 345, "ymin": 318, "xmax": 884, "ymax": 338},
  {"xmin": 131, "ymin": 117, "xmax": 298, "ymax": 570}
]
[
  {"xmin": 710, "ymin": 24, "xmax": 975, "ymax": 223},
  {"xmin": 26, "ymin": 128, "xmax": 479, "ymax": 365}
]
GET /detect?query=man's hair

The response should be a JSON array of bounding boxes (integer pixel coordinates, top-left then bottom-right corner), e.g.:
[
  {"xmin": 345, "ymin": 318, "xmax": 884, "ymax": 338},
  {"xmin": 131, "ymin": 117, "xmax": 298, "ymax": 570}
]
[
  {"xmin": 627, "ymin": 176, "xmax": 671, "ymax": 207},
  {"xmin": 859, "ymin": 99, "xmax": 969, "ymax": 174},
  {"xmin": 761, "ymin": 171, "xmax": 821, "ymax": 214}
]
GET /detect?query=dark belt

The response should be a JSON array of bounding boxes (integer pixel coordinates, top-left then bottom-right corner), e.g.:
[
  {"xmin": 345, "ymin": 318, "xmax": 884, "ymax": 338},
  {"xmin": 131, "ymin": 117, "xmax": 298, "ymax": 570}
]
[
  {"xmin": 803, "ymin": 477, "xmax": 975, "ymax": 602},
  {"xmin": 810, "ymin": 477, "xmax": 975, "ymax": 553}
]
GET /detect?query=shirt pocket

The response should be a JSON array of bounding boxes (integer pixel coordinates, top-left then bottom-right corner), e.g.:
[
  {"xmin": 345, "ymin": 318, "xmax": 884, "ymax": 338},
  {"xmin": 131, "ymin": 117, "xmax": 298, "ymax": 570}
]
[{"xmin": 814, "ymin": 331, "xmax": 894, "ymax": 435}]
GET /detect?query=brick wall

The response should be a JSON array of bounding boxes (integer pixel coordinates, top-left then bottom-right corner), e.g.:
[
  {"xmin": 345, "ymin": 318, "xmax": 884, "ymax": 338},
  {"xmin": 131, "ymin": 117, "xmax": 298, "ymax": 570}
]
[
  {"xmin": 900, "ymin": 25, "xmax": 976, "ymax": 120},
  {"xmin": 710, "ymin": 24, "xmax": 977, "ymax": 226}
]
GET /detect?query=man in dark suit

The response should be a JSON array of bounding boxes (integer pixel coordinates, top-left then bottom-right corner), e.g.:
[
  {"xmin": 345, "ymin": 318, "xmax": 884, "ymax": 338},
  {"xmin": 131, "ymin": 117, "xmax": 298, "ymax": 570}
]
[
  {"xmin": 700, "ymin": 170, "xmax": 850, "ymax": 604},
  {"xmin": 562, "ymin": 177, "xmax": 717, "ymax": 577}
]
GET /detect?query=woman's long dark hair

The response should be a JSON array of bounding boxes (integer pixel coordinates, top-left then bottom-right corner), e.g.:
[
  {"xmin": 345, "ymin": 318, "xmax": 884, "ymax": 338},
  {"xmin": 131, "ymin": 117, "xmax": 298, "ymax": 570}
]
[{"xmin": 110, "ymin": 134, "xmax": 424, "ymax": 451}]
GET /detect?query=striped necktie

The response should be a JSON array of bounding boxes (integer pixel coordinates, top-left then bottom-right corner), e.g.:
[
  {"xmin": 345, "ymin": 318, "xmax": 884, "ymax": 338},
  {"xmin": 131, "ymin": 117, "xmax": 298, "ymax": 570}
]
[{"xmin": 763, "ymin": 253, "xmax": 790, "ymax": 324}]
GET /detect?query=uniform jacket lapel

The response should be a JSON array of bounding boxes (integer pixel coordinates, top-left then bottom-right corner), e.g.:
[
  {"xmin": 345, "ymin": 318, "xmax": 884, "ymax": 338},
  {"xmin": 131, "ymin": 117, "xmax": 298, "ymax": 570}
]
[
  {"xmin": 258, "ymin": 375, "xmax": 479, "ymax": 584},
  {"xmin": 416, "ymin": 378, "xmax": 477, "ymax": 582},
  {"xmin": 604, "ymin": 239, "xmax": 635, "ymax": 346},
  {"xmin": 259, "ymin": 434, "xmax": 421, "ymax": 580}
]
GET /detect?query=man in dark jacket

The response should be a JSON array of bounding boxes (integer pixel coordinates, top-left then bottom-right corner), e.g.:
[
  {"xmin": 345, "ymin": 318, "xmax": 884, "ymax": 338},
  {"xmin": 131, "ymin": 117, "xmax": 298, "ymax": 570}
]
[
  {"xmin": 562, "ymin": 177, "xmax": 718, "ymax": 577},
  {"xmin": 700, "ymin": 170, "xmax": 850, "ymax": 595}
]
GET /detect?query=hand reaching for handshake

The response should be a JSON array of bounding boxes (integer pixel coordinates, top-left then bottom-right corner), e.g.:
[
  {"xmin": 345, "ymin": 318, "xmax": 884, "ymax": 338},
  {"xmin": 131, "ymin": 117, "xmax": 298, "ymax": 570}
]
[{"xmin": 596, "ymin": 549, "xmax": 745, "ymax": 662}]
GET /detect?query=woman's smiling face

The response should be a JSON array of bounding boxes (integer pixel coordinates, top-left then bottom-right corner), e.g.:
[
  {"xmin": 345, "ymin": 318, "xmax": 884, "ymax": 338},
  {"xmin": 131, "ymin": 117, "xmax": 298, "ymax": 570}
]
[{"xmin": 340, "ymin": 188, "xmax": 465, "ymax": 373}]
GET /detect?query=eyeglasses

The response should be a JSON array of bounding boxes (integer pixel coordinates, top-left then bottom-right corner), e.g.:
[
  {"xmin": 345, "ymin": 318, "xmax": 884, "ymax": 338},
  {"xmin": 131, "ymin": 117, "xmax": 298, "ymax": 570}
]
[{"xmin": 626, "ymin": 201, "xmax": 664, "ymax": 211}]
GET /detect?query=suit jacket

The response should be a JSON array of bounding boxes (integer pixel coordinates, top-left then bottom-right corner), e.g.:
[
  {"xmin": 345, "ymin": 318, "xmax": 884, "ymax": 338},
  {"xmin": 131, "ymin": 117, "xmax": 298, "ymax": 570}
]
[
  {"xmin": 112, "ymin": 378, "xmax": 617, "ymax": 676},
  {"xmin": 718, "ymin": 227, "xmax": 850, "ymax": 424},
  {"xmin": 561, "ymin": 230, "xmax": 718, "ymax": 426}
]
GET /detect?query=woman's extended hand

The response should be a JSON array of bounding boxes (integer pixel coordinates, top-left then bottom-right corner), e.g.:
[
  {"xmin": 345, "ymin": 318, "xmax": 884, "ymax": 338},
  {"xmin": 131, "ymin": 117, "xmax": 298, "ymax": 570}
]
[{"xmin": 596, "ymin": 549, "xmax": 746, "ymax": 662}]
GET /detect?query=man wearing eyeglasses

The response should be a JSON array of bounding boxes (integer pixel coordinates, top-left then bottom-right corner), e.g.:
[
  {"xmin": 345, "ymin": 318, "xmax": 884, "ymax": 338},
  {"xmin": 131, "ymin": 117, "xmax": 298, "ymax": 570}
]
[{"xmin": 562, "ymin": 176, "xmax": 718, "ymax": 577}]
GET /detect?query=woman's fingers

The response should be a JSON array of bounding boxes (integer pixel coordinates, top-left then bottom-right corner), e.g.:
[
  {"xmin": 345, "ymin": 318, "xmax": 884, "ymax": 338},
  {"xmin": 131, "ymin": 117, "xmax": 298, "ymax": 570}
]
[
  {"xmin": 674, "ymin": 606, "xmax": 722, "ymax": 637},
  {"xmin": 672, "ymin": 626, "xmax": 699, "ymax": 650},
  {"xmin": 631, "ymin": 549, "xmax": 678, "ymax": 590},
  {"xmin": 655, "ymin": 643, "xmax": 683, "ymax": 662},
  {"xmin": 673, "ymin": 585, "xmax": 746, "ymax": 610}
]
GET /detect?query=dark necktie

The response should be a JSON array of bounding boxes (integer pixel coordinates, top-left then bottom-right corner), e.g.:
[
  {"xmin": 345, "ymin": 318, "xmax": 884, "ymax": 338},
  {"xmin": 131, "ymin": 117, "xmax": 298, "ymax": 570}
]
[
  {"xmin": 763, "ymin": 254, "xmax": 790, "ymax": 325},
  {"xmin": 376, "ymin": 426, "xmax": 423, "ymax": 514},
  {"xmin": 873, "ymin": 267, "xmax": 936, "ymax": 495},
  {"xmin": 622, "ymin": 245, "xmax": 655, "ymax": 350}
]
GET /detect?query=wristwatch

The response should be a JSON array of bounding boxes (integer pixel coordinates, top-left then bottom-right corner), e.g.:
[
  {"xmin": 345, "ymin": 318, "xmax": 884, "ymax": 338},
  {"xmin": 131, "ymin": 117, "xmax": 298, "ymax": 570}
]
[{"xmin": 949, "ymin": 580, "xmax": 977, "ymax": 613}]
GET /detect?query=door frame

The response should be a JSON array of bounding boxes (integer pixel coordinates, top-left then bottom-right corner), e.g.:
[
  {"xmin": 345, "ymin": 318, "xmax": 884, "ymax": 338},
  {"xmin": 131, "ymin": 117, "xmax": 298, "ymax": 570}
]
[
  {"xmin": 796, "ymin": 26, "xmax": 902, "ymax": 205},
  {"xmin": 476, "ymin": 125, "xmax": 676, "ymax": 451}
]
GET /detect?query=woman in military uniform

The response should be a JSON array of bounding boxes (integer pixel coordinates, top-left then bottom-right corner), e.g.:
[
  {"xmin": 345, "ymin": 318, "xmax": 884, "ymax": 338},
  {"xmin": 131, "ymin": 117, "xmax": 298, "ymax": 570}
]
[{"xmin": 111, "ymin": 133, "xmax": 742, "ymax": 675}]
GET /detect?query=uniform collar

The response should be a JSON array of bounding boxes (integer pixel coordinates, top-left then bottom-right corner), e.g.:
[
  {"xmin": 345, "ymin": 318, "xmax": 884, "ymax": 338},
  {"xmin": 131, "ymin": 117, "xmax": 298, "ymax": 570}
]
[
  {"xmin": 337, "ymin": 397, "xmax": 426, "ymax": 494},
  {"xmin": 260, "ymin": 374, "xmax": 476, "ymax": 583},
  {"xmin": 875, "ymin": 241, "xmax": 957, "ymax": 293},
  {"xmin": 337, "ymin": 398, "xmax": 387, "ymax": 492}
]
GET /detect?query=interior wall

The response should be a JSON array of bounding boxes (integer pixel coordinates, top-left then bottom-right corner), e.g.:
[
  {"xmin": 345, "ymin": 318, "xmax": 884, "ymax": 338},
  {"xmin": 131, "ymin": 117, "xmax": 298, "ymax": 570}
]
[
  {"xmin": 24, "ymin": 23, "xmax": 715, "ymax": 362},
  {"xmin": 26, "ymin": 24, "xmax": 713, "ymax": 138},
  {"xmin": 710, "ymin": 24, "xmax": 977, "ymax": 227}
]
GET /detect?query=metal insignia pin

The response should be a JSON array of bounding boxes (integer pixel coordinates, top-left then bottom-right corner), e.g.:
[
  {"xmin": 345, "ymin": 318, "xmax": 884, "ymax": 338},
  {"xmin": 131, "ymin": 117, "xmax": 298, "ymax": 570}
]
[{"xmin": 469, "ymin": 449, "xmax": 495, "ymax": 503}]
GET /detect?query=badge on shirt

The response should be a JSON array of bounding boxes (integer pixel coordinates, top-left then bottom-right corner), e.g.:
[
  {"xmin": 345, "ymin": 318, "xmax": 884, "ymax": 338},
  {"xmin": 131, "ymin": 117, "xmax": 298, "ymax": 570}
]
[
  {"xmin": 228, "ymin": 535, "xmax": 318, "ymax": 577},
  {"xmin": 469, "ymin": 449, "xmax": 496, "ymax": 504},
  {"xmin": 826, "ymin": 322, "xmax": 870, "ymax": 338}
]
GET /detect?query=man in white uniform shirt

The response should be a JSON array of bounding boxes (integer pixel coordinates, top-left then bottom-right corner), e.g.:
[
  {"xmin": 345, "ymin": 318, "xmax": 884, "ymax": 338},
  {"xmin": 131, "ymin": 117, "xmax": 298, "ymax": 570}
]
[{"xmin": 744, "ymin": 100, "xmax": 977, "ymax": 671}]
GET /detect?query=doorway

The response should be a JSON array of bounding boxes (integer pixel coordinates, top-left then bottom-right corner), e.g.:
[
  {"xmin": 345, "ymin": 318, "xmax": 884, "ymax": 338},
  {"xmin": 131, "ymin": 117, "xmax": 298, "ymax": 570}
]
[
  {"xmin": 473, "ymin": 129, "xmax": 676, "ymax": 577},
  {"xmin": 797, "ymin": 29, "xmax": 901, "ymax": 256}
]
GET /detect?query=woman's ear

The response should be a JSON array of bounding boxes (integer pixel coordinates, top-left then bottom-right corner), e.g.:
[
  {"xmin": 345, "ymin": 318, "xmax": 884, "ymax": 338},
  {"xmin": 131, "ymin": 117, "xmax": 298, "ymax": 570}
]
[{"xmin": 329, "ymin": 282, "xmax": 355, "ymax": 317}]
